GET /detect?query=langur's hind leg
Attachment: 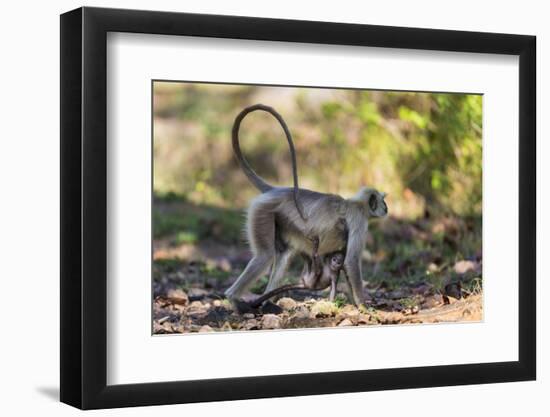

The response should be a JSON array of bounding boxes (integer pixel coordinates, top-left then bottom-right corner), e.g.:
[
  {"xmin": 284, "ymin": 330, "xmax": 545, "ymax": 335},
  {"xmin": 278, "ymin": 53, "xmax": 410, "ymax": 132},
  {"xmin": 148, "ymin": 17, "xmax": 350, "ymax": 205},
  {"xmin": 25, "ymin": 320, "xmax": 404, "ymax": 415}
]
[
  {"xmin": 225, "ymin": 253, "xmax": 273, "ymax": 299},
  {"xmin": 224, "ymin": 203, "xmax": 276, "ymax": 300},
  {"xmin": 265, "ymin": 250, "xmax": 293, "ymax": 293},
  {"xmin": 310, "ymin": 236, "xmax": 322, "ymax": 278}
]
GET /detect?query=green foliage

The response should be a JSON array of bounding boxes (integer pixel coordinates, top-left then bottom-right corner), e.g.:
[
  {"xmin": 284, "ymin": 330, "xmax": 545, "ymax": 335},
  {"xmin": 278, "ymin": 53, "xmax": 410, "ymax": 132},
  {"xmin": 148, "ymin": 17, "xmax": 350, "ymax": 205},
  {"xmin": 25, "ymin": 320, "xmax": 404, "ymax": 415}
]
[
  {"xmin": 153, "ymin": 211, "xmax": 190, "ymax": 238},
  {"xmin": 250, "ymin": 276, "xmax": 270, "ymax": 295},
  {"xmin": 398, "ymin": 106, "xmax": 428, "ymax": 129},
  {"xmin": 174, "ymin": 231, "xmax": 198, "ymax": 245},
  {"xmin": 333, "ymin": 294, "xmax": 347, "ymax": 309}
]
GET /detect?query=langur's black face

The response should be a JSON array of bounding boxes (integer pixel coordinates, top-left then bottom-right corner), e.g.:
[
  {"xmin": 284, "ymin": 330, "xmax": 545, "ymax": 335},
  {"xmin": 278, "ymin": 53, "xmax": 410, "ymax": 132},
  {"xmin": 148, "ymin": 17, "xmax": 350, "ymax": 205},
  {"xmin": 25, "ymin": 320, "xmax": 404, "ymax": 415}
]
[
  {"xmin": 330, "ymin": 253, "xmax": 345, "ymax": 270},
  {"xmin": 368, "ymin": 192, "xmax": 388, "ymax": 218}
]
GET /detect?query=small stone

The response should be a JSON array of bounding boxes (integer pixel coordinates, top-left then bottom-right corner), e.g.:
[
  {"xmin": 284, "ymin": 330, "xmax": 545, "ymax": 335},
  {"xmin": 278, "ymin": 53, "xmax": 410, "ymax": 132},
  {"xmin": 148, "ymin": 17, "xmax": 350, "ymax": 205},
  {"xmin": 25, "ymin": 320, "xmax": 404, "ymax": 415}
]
[
  {"xmin": 213, "ymin": 300, "xmax": 222, "ymax": 307},
  {"xmin": 199, "ymin": 325, "xmax": 214, "ymax": 333},
  {"xmin": 187, "ymin": 287, "xmax": 209, "ymax": 298},
  {"xmin": 243, "ymin": 313, "xmax": 255, "ymax": 319},
  {"xmin": 171, "ymin": 323, "xmax": 185, "ymax": 333},
  {"xmin": 310, "ymin": 300, "xmax": 338, "ymax": 317},
  {"xmin": 162, "ymin": 322, "xmax": 174, "ymax": 332},
  {"xmin": 277, "ymin": 297, "xmax": 297, "ymax": 311},
  {"xmin": 338, "ymin": 318, "xmax": 354, "ymax": 327},
  {"xmin": 294, "ymin": 306, "xmax": 310, "ymax": 319},
  {"xmin": 262, "ymin": 314, "xmax": 282, "ymax": 329},
  {"xmin": 340, "ymin": 305, "xmax": 360, "ymax": 317},
  {"xmin": 187, "ymin": 300, "xmax": 207, "ymax": 315},
  {"xmin": 166, "ymin": 288, "xmax": 189, "ymax": 305},
  {"xmin": 221, "ymin": 321, "xmax": 233, "ymax": 331},
  {"xmin": 454, "ymin": 260, "xmax": 477, "ymax": 275},
  {"xmin": 189, "ymin": 300, "xmax": 204, "ymax": 309},
  {"xmin": 357, "ymin": 314, "xmax": 371, "ymax": 324},
  {"xmin": 244, "ymin": 319, "xmax": 260, "ymax": 330}
]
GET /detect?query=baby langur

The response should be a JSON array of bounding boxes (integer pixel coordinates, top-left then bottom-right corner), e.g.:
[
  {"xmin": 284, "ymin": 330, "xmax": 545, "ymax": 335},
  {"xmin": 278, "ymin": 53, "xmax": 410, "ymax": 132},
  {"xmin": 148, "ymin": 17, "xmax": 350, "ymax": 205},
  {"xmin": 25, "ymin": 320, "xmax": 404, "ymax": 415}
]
[
  {"xmin": 301, "ymin": 251, "xmax": 346, "ymax": 301},
  {"xmin": 225, "ymin": 103, "xmax": 388, "ymax": 312},
  {"xmin": 300, "ymin": 236, "xmax": 343, "ymax": 300},
  {"xmin": 248, "ymin": 251, "xmax": 345, "ymax": 309}
]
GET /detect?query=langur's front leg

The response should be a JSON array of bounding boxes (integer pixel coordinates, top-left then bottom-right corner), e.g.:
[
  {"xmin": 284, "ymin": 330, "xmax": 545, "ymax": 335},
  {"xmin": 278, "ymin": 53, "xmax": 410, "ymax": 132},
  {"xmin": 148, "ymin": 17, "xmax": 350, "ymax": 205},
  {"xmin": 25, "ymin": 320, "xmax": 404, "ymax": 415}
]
[
  {"xmin": 344, "ymin": 228, "xmax": 367, "ymax": 308},
  {"xmin": 341, "ymin": 269, "xmax": 354, "ymax": 304},
  {"xmin": 328, "ymin": 272, "xmax": 338, "ymax": 302},
  {"xmin": 344, "ymin": 259, "xmax": 365, "ymax": 307}
]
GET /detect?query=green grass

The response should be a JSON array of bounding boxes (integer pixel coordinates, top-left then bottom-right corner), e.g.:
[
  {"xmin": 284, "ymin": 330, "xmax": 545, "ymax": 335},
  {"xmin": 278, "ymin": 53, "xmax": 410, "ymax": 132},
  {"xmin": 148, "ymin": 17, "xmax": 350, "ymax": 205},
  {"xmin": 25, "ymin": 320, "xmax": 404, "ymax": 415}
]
[
  {"xmin": 175, "ymin": 231, "xmax": 198, "ymax": 245},
  {"xmin": 333, "ymin": 294, "xmax": 347, "ymax": 308},
  {"xmin": 153, "ymin": 201, "xmax": 244, "ymax": 245}
]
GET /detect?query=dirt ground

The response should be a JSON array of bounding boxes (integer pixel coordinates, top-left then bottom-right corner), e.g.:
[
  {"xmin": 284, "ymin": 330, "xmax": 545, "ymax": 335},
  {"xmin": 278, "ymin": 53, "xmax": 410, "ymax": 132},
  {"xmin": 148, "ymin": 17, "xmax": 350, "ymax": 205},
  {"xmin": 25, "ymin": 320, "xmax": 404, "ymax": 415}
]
[
  {"xmin": 153, "ymin": 264, "xmax": 482, "ymax": 334},
  {"xmin": 152, "ymin": 201, "xmax": 483, "ymax": 334}
]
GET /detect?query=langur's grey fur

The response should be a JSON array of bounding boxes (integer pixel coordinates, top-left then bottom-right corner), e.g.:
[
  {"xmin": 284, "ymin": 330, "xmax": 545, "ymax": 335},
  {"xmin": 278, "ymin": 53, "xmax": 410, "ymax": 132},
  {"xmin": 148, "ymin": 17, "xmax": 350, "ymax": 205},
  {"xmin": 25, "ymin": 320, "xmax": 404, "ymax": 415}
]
[{"xmin": 225, "ymin": 104, "xmax": 388, "ymax": 309}]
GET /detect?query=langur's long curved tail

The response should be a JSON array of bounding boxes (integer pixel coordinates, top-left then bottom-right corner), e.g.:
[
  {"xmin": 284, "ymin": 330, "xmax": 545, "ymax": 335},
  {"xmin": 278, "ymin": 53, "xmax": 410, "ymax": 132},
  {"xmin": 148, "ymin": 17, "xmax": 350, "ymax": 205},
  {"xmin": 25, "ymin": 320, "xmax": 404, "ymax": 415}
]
[{"xmin": 232, "ymin": 103, "xmax": 306, "ymax": 220}]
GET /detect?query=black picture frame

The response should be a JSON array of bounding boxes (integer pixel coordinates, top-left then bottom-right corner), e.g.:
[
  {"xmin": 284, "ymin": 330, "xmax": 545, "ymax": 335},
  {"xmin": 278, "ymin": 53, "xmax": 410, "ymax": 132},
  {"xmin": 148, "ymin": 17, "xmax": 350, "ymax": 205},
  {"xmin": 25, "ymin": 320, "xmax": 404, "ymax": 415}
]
[{"xmin": 60, "ymin": 6, "xmax": 536, "ymax": 410}]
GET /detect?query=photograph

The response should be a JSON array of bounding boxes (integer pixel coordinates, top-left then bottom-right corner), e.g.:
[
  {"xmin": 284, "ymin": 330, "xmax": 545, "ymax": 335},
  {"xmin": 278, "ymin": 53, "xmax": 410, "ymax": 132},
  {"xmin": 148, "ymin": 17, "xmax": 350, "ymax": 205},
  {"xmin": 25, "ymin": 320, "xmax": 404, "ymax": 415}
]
[
  {"xmin": 53, "ymin": 3, "xmax": 538, "ymax": 412},
  {"xmin": 152, "ymin": 81, "xmax": 483, "ymax": 334}
]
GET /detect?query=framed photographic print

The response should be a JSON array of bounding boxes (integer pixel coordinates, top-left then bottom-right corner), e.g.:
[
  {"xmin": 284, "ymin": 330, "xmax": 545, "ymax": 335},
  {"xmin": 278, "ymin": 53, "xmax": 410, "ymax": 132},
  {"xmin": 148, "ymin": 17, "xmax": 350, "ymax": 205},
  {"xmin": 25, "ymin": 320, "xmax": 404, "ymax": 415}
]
[{"xmin": 60, "ymin": 6, "xmax": 536, "ymax": 410}]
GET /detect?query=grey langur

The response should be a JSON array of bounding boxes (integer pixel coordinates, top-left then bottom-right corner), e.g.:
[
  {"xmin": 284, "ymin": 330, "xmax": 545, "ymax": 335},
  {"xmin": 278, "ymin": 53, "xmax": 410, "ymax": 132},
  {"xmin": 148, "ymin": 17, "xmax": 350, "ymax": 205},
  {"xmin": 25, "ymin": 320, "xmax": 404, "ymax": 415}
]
[{"xmin": 224, "ymin": 104, "xmax": 388, "ymax": 310}]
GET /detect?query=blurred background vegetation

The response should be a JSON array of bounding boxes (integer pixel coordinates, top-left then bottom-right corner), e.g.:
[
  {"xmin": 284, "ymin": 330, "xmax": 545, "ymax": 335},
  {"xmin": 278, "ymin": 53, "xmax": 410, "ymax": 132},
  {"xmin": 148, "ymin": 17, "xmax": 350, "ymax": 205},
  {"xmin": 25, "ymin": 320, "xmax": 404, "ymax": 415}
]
[
  {"xmin": 154, "ymin": 82, "xmax": 482, "ymax": 218},
  {"xmin": 152, "ymin": 82, "xmax": 482, "ymax": 305}
]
